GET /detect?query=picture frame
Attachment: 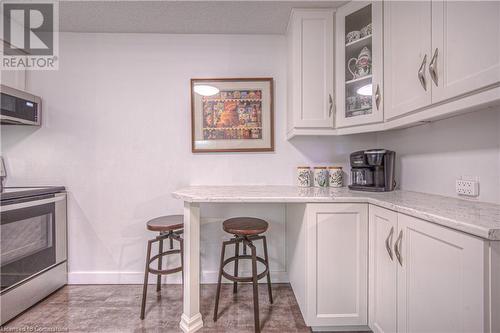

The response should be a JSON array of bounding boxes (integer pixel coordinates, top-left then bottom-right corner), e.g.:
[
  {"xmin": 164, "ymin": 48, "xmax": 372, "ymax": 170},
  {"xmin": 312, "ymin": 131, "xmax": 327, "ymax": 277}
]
[{"xmin": 190, "ymin": 78, "xmax": 274, "ymax": 153}]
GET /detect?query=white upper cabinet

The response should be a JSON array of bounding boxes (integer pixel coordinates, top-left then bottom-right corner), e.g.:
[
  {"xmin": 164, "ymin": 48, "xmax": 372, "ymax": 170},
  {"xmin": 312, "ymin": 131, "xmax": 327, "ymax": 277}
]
[
  {"xmin": 1, "ymin": 29, "xmax": 27, "ymax": 91},
  {"xmin": 1, "ymin": 38, "xmax": 26, "ymax": 91},
  {"xmin": 385, "ymin": 0, "xmax": 500, "ymax": 120},
  {"xmin": 431, "ymin": 1, "xmax": 500, "ymax": 103},
  {"xmin": 286, "ymin": 9, "xmax": 335, "ymax": 135},
  {"xmin": 384, "ymin": 1, "xmax": 432, "ymax": 120},
  {"xmin": 1, "ymin": 69, "xmax": 26, "ymax": 91},
  {"xmin": 286, "ymin": 2, "xmax": 500, "ymax": 136},
  {"xmin": 336, "ymin": 1, "xmax": 384, "ymax": 128}
]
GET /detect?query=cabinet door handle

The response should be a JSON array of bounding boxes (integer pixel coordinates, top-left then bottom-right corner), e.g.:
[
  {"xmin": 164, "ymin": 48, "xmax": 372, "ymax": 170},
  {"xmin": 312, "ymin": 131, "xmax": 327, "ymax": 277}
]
[
  {"xmin": 329, "ymin": 94, "xmax": 334, "ymax": 117},
  {"xmin": 394, "ymin": 230, "xmax": 403, "ymax": 266},
  {"xmin": 385, "ymin": 226, "xmax": 394, "ymax": 261},
  {"xmin": 375, "ymin": 84, "xmax": 381, "ymax": 110},
  {"xmin": 429, "ymin": 48, "xmax": 438, "ymax": 86},
  {"xmin": 418, "ymin": 54, "xmax": 428, "ymax": 91}
]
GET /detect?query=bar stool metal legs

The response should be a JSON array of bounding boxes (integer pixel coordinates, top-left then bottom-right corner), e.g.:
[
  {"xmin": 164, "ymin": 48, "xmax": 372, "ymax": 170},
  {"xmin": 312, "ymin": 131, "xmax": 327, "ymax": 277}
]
[
  {"xmin": 141, "ymin": 239, "xmax": 154, "ymax": 320},
  {"xmin": 213, "ymin": 235, "xmax": 273, "ymax": 333},
  {"xmin": 213, "ymin": 239, "xmax": 226, "ymax": 321},
  {"xmin": 262, "ymin": 236, "xmax": 273, "ymax": 304},
  {"xmin": 140, "ymin": 230, "xmax": 183, "ymax": 320},
  {"xmin": 156, "ymin": 239, "xmax": 163, "ymax": 292},
  {"xmin": 233, "ymin": 241, "xmax": 239, "ymax": 293},
  {"xmin": 249, "ymin": 240, "xmax": 260, "ymax": 332}
]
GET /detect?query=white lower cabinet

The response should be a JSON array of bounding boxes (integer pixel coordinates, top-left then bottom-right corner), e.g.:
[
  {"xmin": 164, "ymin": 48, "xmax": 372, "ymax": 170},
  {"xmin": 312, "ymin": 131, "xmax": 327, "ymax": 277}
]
[
  {"xmin": 306, "ymin": 203, "xmax": 368, "ymax": 327},
  {"xmin": 287, "ymin": 203, "xmax": 368, "ymax": 330},
  {"xmin": 289, "ymin": 203, "xmax": 495, "ymax": 332},
  {"xmin": 369, "ymin": 205, "xmax": 398, "ymax": 333},
  {"xmin": 369, "ymin": 205, "xmax": 488, "ymax": 333},
  {"xmin": 396, "ymin": 213, "xmax": 486, "ymax": 333}
]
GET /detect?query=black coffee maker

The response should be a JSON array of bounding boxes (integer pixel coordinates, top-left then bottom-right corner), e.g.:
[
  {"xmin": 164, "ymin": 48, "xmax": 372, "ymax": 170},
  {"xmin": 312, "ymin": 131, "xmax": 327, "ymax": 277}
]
[{"xmin": 349, "ymin": 149, "xmax": 396, "ymax": 192}]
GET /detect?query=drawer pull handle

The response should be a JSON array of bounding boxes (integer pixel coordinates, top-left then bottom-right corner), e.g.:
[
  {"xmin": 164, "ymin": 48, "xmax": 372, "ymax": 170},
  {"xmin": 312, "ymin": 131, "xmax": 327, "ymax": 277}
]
[
  {"xmin": 375, "ymin": 84, "xmax": 381, "ymax": 110},
  {"xmin": 418, "ymin": 54, "xmax": 428, "ymax": 91},
  {"xmin": 429, "ymin": 48, "xmax": 439, "ymax": 86},
  {"xmin": 329, "ymin": 94, "xmax": 334, "ymax": 117},
  {"xmin": 385, "ymin": 226, "xmax": 394, "ymax": 261},
  {"xmin": 394, "ymin": 230, "xmax": 403, "ymax": 266}
]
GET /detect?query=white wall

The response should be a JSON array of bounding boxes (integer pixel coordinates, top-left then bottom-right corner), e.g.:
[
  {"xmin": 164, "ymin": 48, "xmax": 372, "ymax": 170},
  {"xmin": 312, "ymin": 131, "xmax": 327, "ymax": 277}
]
[
  {"xmin": 2, "ymin": 32, "xmax": 499, "ymax": 285},
  {"xmin": 376, "ymin": 108, "xmax": 500, "ymax": 204},
  {"xmin": 0, "ymin": 33, "xmax": 375, "ymax": 284}
]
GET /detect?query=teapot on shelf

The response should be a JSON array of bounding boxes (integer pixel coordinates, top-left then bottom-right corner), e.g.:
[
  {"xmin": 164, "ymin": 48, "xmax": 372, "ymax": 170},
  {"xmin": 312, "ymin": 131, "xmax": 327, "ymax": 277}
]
[{"xmin": 348, "ymin": 47, "xmax": 372, "ymax": 80}]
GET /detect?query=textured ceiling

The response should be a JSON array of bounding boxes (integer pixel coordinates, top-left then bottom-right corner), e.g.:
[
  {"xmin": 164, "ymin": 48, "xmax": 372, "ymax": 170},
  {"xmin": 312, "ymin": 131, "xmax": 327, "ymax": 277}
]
[{"xmin": 60, "ymin": 1, "xmax": 346, "ymax": 34}]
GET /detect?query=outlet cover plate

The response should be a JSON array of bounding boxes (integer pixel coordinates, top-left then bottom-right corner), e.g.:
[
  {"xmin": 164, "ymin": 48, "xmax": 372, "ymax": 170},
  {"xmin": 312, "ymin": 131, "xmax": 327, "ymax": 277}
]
[{"xmin": 456, "ymin": 179, "xmax": 479, "ymax": 197}]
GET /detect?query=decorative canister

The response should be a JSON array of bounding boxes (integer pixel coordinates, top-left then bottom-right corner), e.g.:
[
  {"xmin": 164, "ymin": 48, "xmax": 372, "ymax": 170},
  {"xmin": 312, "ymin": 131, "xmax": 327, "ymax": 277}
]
[
  {"xmin": 328, "ymin": 167, "xmax": 343, "ymax": 188},
  {"xmin": 313, "ymin": 167, "xmax": 329, "ymax": 187},
  {"xmin": 297, "ymin": 167, "xmax": 311, "ymax": 187}
]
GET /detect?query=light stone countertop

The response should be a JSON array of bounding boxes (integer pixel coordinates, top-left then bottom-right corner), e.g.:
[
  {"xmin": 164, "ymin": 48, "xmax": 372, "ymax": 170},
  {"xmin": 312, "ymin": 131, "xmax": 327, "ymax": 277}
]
[{"xmin": 173, "ymin": 185, "xmax": 500, "ymax": 240}]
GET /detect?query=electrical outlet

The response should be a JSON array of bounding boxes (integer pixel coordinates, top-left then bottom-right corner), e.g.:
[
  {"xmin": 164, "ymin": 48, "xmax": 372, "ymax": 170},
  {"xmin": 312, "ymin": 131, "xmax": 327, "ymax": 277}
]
[{"xmin": 456, "ymin": 178, "xmax": 479, "ymax": 197}]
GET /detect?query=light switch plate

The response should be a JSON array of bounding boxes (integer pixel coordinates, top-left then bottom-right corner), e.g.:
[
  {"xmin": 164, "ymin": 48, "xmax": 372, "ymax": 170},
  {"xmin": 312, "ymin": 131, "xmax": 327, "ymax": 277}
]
[{"xmin": 456, "ymin": 178, "xmax": 479, "ymax": 197}]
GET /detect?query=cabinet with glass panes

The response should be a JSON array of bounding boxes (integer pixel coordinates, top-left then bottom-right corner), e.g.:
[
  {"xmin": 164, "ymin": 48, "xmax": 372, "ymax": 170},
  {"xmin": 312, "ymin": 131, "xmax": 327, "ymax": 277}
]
[{"xmin": 335, "ymin": 2, "xmax": 383, "ymax": 128}]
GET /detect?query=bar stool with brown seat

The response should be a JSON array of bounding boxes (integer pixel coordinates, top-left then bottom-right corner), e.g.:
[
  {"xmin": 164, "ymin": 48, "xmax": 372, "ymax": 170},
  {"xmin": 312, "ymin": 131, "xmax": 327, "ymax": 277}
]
[
  {"xmin": 140, "ymin": 215, "xmax": 184, "ymax": 320},
  {"xmin": 213, "ymin": 217, "xmax": 273, "ymax": 333}
]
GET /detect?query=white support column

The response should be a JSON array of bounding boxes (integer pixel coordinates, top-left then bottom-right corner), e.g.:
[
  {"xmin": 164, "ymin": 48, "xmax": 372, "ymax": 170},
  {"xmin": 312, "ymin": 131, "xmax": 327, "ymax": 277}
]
[{"xmin": 180, "ymin": 201, "xmax": 204, "ymax": 333}]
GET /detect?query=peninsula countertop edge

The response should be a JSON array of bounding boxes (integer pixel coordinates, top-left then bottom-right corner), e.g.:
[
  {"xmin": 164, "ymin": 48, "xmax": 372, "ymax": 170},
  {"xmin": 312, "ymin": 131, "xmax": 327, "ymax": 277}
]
[{"xmin": 172, "ymin": 185, "xmax": 500, "ymax": 240}]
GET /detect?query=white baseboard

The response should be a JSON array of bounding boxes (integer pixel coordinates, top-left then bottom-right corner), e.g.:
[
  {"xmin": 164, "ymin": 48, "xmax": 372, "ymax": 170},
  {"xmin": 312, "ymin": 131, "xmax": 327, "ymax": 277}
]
[
  {"xmin": 68, "ymin": 270, "xmax": 288, "ymax": 285},
  {"xmin": 311, "ymin": 325, "xmax": 370, "ymax": 332}
]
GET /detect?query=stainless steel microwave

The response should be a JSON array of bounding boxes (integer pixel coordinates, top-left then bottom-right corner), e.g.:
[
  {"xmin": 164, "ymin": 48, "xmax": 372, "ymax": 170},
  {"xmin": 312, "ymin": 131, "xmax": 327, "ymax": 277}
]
[{"xmin": 0, "ymin": 85, "xmax": 42, "ymax": 126}]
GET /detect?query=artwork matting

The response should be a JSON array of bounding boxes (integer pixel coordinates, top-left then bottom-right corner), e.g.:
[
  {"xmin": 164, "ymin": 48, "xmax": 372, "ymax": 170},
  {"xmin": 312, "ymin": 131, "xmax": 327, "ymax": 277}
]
[{"xmin": 191, "ymin": 78, "xmax": 274, "ymax": 153}]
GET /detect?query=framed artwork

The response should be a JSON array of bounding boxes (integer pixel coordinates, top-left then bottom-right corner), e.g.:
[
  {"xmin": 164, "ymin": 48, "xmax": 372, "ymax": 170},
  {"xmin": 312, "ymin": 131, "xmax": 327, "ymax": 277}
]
[{"xmin": 191, "ymin": 78, "xmax": 274, "ymax": 153}]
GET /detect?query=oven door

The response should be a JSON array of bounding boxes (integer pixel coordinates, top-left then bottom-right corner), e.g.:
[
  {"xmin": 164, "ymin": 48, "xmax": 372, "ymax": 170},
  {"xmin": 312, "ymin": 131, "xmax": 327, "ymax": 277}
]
[{"xmin": 0, "ymin": 193, "xmax": 66, "ymax": 292}]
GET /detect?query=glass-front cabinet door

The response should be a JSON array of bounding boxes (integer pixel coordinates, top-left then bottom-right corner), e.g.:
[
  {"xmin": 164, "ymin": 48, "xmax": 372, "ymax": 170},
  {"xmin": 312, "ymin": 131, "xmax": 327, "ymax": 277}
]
[{"xmin": 335, "ymin": 1, "xmax": 383, "ymax": 128}]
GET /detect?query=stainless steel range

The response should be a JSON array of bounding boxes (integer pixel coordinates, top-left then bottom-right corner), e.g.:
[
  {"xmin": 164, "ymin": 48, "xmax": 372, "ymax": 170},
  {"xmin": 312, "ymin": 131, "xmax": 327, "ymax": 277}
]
[{"xmin": 0, "ymin": 186, "xmax": 67, "ymax": 324}]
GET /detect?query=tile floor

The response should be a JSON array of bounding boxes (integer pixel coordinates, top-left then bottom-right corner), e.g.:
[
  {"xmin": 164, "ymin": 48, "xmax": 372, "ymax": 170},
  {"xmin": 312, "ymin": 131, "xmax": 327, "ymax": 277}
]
[{"xmin": 3, "ymin": 283, "xmax": 313, "ymax": 333}]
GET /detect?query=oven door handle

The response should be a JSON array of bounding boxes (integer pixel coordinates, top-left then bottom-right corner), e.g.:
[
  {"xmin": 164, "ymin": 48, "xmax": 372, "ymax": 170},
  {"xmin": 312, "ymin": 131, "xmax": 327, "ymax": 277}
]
[{"xmin": 1, "ymin": 193, "xmax": 65, "ymax": 212}]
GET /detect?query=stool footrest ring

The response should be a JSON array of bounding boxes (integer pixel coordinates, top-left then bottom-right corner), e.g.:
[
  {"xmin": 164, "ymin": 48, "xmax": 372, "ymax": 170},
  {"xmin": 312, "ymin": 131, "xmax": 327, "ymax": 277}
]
[
  {"xmin": 148, "ymin": 266, "xmax": 182, "ymax": 275},
  {"xmin": 148, "ymin": 249, "xmax": 182, "ymax": 275},
  {"xmin": 221, "ymin": 255, "xmax": 269, "ymax": 283},
  {"xmin": 148, "ymin": 249, "xmax": 181, "ymax": 264}
]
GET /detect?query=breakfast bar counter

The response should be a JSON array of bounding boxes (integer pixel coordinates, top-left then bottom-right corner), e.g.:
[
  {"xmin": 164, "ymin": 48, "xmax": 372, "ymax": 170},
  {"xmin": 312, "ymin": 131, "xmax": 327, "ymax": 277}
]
[
  {"xmin": 174, "ymin": 185, "xmax": 500, "ymax": 240},
  {"xmin": 172, "ymin": 185, "xmax": 500, "ymax": 332}
]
